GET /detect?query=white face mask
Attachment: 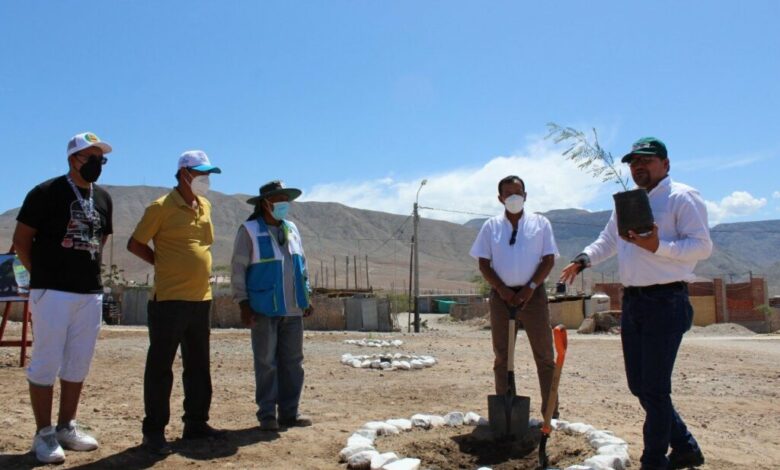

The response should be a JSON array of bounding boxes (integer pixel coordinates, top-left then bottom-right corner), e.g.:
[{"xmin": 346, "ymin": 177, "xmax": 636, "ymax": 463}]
[
  {"xmin": 190, "ymin": 174, "xmax": 210, "ymax": 196},
  {"xmin": 504, "ymin": 194, "xmax": 525, "ymax": 214}
]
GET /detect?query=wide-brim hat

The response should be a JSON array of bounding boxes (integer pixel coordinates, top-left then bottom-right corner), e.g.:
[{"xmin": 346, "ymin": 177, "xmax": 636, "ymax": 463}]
[{"xmin": 247, "ymin": 180, "xmax": 302, "ymax": 205}]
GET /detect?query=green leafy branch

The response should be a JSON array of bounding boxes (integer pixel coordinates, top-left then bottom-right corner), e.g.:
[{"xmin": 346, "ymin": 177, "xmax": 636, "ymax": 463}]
[{"xmin": 546, "ymin": 123, "xmax": 630, "ymax": 191}]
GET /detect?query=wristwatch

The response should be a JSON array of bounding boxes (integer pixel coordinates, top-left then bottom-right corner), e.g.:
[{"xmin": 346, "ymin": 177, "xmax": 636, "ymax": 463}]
[{"xmin": 528, "ymin": 281, "xmax": 538, "ymax": 290}]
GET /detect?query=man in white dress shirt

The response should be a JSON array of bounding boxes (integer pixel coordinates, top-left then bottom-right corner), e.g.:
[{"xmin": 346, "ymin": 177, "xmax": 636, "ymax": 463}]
[
  {"xmin": 470, "ymin": 175, "xmax": 559, "ymax": 419},
  {"xmin": 560, "ymin": 137, "xmax": 711, "ymax": 470}
]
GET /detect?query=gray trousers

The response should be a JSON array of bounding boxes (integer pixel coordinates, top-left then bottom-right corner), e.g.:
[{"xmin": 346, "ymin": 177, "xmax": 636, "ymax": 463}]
[{"xmin": 250, "ymin": 315, "xmax": 304, "ymax": 422}]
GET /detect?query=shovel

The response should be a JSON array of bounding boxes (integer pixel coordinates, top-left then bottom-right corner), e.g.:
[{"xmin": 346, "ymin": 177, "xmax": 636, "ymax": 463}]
[
  {"xmin": 538, "ymin": 324, "xmax": 569, "ymax": 469},
  {"xmin": 488, "ymin": 305, "xmax": 530, "ymax": 440}
]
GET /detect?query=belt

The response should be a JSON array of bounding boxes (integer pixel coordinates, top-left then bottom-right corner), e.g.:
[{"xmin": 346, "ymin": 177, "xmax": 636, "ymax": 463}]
[{"xmin": 623, "ymin": 282, "xmax": 687, "ymax": 296}]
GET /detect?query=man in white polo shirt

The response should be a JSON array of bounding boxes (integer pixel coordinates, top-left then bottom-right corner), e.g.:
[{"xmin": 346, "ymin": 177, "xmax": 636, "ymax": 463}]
[
  {"xmin": 560, "ymin": 137, "xmax": 711, "ymax": 470},
  {"xmin": 470, "ymin": 175, "xmax": 559, "ymax": 419}
]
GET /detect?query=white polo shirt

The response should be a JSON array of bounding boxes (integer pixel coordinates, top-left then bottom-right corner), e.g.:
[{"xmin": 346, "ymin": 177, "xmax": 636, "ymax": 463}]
[{"xmin": 470, "ymin": 211, "xmax": 559, "ymax": 287}]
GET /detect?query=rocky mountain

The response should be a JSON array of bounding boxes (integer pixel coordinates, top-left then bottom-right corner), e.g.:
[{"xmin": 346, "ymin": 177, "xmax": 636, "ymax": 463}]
[{"xmin": 1, "ymin": 186, "xmax": 778, "ymax": 295}]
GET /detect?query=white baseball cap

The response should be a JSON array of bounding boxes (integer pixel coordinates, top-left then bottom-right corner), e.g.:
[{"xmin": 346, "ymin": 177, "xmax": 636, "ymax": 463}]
[
  {"xmin": 66, "ymin": 132, "xmax": 112, "ymax": 157},
  {"xmin": 177, "ymin": 150, "xmax": 222, "ymax": 174}
]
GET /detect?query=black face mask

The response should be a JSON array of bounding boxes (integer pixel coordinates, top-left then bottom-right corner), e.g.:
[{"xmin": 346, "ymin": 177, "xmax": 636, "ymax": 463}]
[{"xmin": 79, "ymin": 158, "xmax": 103, "ymax": 183}]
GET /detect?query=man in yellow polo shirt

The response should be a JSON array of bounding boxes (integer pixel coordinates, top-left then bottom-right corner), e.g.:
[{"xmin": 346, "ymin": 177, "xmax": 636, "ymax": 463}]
[{"xmin": 127, "ymin": 150, "xmax": 224, "ymax": 454}]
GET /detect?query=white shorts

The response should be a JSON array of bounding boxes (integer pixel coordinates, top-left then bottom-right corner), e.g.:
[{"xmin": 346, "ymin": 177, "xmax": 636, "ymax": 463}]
[{"xmin": 27, "ymin": 289, "xmax": 102, "ymax": 386}]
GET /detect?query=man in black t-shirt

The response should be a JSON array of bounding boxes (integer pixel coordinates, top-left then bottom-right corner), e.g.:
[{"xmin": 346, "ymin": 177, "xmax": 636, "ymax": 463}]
[{"xmin": 13, "ymin": 132, "xmax": 114, "ymax": 464}]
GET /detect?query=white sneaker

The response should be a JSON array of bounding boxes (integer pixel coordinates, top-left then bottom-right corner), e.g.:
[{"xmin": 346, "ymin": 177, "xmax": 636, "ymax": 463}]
[
  {"xmin": 32, "ymin": 426, "xmax": 65, "ymax": 463},
  {"xmin": 56, "ymin": 420, "xmax": 99, "ymax": 451}
]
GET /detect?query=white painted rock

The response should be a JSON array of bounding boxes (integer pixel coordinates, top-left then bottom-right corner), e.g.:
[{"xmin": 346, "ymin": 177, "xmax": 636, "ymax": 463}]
[
  {"xmin": 342, "ymin": 353, "xmax": 354, "ymax": 364},
  {"xmin": 410, "ymin": 359, "xmax": 424, "ymax": 369},
  {"xmin": 348, "ymin": 433, "xmax": 375, "ymax": 447},
  {"xmin": 385, "ymin": 418, "xmax": 412, "ymax": 431},
  {"xmin": 348, "ymin": 450, "xmax": 380, "ymax": 469},
  {"xmin": 362, "ymin": 421, "xmax": 400, "ymax": 436},
  {"xmin": 391, "ymin": 340, "xmax": 403, "ymax": 347},
  {"xmin": 383, "ymin": 457, "xmax": 421, "ymax": 470},
  {"xmin": 351, "ymin": 359, "xmax": 363, "ymax": 368},
  {"xmin": 370, "ymin": 452, "xmax": 399, "ymax": 470},
  {"xmin": 443, "ymin": 411, "xmax": 464, "ymax": 426},
  {"xmin": 551, "ymin": 418, "xmax": 568, "ymax": 430},
  {"xmin": 371, "ymin": 360, "xmax": 382, "ymax": 369},
  {"xmin": 380, "ymin": 362, "xmax": 393, "ymax": 370},
  {"xmin": 340, "ymin": 445, "xmax": 376, "ymax": 462},
  {"xmin": 596, "ymin": 444, "xmax": 630, "ymax": 462},
  {"xmin": 589, "ymin": 435, "xmax": 628, "ymax": 448},
  {"xmin": 410, "ymin": 414, "xmax": 432, "ymax": 429},
  {"xmin": 429, "ymin": 415, "xmax": 446, "ymax": 428},
  {"xmin": 584, "ymin": 453, "xmax": 628, "ymax": 470},
  {"xmin": 562, "ymin": 422, "xmax": 595, "ymax": 435},
  {"xmin": 463, "ymin": 411, "xmax": 482, "ymax": 425},
  {"xmin": 354, "ymin": 428, "xmax": 378, "ymax": 440},
  {"xmin": 398, "ymin": 361, "xmax": 411, "ymax": 370},
  {"xmin": 564, "ymin": 466, "xmax": 595, "ymax": 470}
]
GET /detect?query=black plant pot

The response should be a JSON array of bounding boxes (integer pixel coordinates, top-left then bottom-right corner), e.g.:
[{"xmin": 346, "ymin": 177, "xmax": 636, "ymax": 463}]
[{"xmin": 613, "ymin": 189, "xmax": 654, "ymax": 238}]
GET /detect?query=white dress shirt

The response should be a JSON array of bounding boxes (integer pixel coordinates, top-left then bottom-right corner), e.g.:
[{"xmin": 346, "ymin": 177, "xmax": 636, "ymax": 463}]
[
  {"xmin": 470, "ymin": 211, "xmax": 559, "ymax": 287},
  {"xmin": 583, "ymin": 176, "xmax": 712, "ymax": 287}
]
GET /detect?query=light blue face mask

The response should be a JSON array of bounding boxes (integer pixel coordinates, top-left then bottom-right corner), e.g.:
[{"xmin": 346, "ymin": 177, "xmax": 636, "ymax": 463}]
[{"xmin": 271, "ymin": 201, "xmax": 290, "ymax": 221}]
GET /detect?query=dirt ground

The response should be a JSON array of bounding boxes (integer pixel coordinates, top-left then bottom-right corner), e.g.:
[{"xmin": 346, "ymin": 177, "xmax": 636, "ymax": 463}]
[{"xmin": 1, "ymin": 316, "xmax": 779, "ymax": 469}]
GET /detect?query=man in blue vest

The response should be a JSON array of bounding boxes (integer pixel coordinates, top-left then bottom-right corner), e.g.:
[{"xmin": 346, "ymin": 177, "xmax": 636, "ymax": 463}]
[{"xmin": 231, "ymin": 180, "xmax": 313, "ymax": 432}]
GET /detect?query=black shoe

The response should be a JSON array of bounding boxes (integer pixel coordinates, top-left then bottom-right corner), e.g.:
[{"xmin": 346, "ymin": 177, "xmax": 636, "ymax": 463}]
[
  {"xmin": 278, "ymin": 415, "xmax": 313, "ymax": 428},
  {"xmin": 142, "ymin": 434, "xmax": 173, "ymax": 455},
  {"xmin": 668, "ymin": 449, "xmax": 705, "ymax": 469},
  {"xmin": 182, "ymin": 423, "xmax": 227, "ymax": 440},
  {"xmin": 259, "ymin": 418, "xmax": 280, "ymax": 432}
]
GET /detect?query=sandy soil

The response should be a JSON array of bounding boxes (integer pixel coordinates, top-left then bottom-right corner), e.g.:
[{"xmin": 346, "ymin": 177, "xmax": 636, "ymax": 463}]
[{"xmin": 0, "ymin": 317, "xmax": 779, "ymax": 469}]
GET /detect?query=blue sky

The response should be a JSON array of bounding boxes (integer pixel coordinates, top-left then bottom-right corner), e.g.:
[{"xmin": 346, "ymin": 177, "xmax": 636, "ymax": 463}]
[{"xmin": 1, "ymin": 1, "xmax": 778, "ymax": 225}]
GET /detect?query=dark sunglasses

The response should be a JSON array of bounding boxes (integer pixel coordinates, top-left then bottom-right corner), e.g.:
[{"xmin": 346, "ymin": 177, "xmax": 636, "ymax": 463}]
[
  {"xmin": 75, "ymin": 154, "xmax": 108, "ymax": 165},
  {"xmin": 509, "ymin": 228, "xmax": 518, "ymax": 246}
]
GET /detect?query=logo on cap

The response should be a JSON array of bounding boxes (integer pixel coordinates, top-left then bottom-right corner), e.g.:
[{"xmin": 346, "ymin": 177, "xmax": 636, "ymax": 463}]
[{"xmin": 85, "ymin": 133, "xmax": 99, "ymax": 143}]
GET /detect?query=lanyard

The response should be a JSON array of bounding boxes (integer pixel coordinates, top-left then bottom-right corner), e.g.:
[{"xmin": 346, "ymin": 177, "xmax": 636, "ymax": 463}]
[
  {"xmin": 66, "ymin": 175, "xmax": 97, "ymax": 222},
  {"xmin": 66, "ymin": 175, "xmax": 100, "ymax": 259}
]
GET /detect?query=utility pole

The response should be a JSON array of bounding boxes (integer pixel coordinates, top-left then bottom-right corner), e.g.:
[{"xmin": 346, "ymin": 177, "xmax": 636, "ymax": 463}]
[
  {"xmin": 333, "ymin": 256, "xmax": 337, "ymax": 289},
  {"xmin": 353, "ymin": 255, "xmax": 358, "ymax": 290},
  {"xmin": 346, "ymin": 256, "xmax": 350, "ymax": 290},
  {"xmin": 320, "ymin": 260, "xmax": 324, "ymax": 288},
  {"xmin": 407, "ymin": 239, "xmax": 414, "ymax": 333},
  {"xmin": 365, "ymin": 254, "xmax": 370, "ymax": 289},
  {"xmin": 413, "ymin": 179, "xmax": 427, "ymax": 333}
]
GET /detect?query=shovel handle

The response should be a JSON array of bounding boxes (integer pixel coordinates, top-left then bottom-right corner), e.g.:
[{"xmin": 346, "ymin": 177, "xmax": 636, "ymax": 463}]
[
  {"xmin": 542, "ymin": 325, "xmax": 569, "ymax": 434},
  {"xmin": 553, "ymin": 324, "xmax": 568, "ymax": 367}
]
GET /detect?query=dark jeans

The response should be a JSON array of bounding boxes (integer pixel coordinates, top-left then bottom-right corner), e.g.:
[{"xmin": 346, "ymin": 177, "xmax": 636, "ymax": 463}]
[
  {"xmin": 142, "ymin": 300, "xmax": 213, "ymax": 435},
  {"xmin": 621, "ymin": 285, "xmax": 700, "ymax": 469},
  {"xmin": 250, "ymin": 315, "xmax": 304, "ymax": 423}
]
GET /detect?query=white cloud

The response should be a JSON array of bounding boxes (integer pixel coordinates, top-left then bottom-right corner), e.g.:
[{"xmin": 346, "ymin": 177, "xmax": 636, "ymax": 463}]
[
  {"xmin": 773, "ymin": 191, "xmax": 780, "ymax": 199},
  {"xmin": 301, "ymin": 138, "xmax": 618, "ymax": 223},
  {"xmin": 705, "ymin": 191, "xmax": 767, "ymax": 224}
]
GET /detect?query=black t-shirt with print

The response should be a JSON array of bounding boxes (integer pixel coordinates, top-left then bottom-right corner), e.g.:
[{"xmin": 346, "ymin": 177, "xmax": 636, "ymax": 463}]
[{"xmin": 16, "ymin": 175, "xmax": 113, "ymax": 294}]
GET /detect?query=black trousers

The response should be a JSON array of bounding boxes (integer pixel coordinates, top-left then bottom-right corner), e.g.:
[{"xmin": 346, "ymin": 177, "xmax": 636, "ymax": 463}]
[{"xmin": 142, "ymin": 300, "xmax": 213, "ymax": 435}]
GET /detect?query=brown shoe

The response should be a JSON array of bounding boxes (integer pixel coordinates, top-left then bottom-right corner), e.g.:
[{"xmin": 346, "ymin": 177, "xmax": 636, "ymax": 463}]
[{"xmin": 278, "ymin": 415, "xmax": 312, "ymax": 428}]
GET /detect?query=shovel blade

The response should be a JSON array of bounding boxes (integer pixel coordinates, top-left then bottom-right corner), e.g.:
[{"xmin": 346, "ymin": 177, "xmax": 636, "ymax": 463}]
[{"xmin": 487, "ymin": 394, "xmax": 530, "ymax": 440}]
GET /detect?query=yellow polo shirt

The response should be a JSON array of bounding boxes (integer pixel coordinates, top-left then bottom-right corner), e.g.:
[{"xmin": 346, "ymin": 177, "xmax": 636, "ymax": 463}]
[{"xmin": 132, "ymin": 189, "xmax": 214, "ymax": 301}]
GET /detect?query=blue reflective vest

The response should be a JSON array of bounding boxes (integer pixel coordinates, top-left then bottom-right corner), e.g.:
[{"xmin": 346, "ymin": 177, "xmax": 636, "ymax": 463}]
[{"xmin": 243, "ymin": 218, "xmax": 310, "ymax": 316}]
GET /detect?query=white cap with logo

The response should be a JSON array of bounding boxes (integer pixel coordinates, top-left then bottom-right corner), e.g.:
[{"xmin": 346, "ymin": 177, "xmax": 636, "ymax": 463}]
[
  {"xmin": 177, "ymin": 150, "xmax": 222, "ymax": 174},
  {"xmin": 67, "ymin": 132, "xmax": 112, "ymax": 157}
]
